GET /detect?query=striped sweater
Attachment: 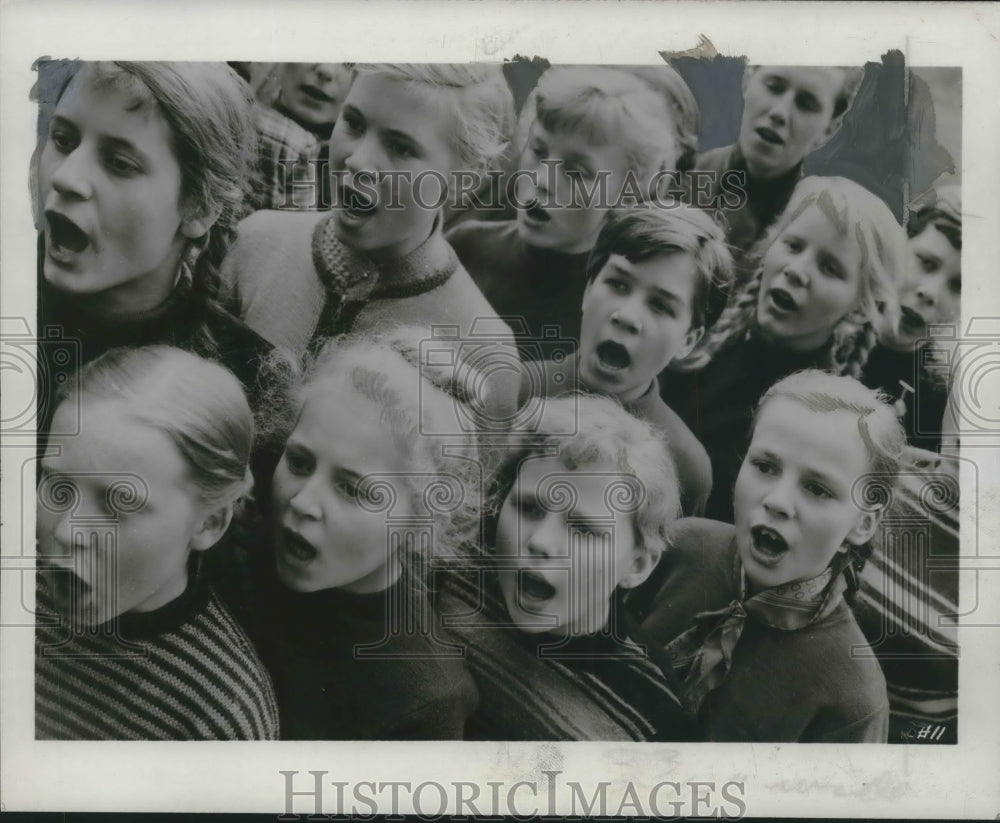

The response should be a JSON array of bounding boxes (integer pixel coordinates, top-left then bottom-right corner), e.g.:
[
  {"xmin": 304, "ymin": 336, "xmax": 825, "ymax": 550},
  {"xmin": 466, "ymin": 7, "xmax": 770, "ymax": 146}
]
[
  {"xmin": 35, "ymin": 570, "xmax": 280, "ymax": 741},
  {"xmin": 435, "ymin": 560, "xmax": 697, "ymax": 742}
]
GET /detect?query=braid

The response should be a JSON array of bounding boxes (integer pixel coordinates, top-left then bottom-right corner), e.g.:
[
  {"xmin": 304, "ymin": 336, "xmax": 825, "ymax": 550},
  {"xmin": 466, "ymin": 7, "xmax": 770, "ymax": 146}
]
[
  {"xmin": 672, "ymin": 273, "xmax": 760, "ymax": 372},
  {"xmin": 831, "ymin": 319, "xmax": 878, "ymax": 379}
]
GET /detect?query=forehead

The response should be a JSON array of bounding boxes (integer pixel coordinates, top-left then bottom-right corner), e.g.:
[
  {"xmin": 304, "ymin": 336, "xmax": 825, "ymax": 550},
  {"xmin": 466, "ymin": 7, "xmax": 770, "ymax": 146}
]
[
  {"xmin": 753, "ymin": 66, "xmax": 845, "ymax": 102},
  {"xmin": 526, "ymin": 120, "xmax": 631, "ymax": 175},
  {"xmin": 294, "ymin": 380, "xmax": 404, "ymax": 472},
  {"xmin": 601, "ymin": 252, "xmax": 699, "ymax": 297},
  {"xmin": 44, "ymin": 401, "xmax": 187, "ymax": 482},
  {"xmin": 343, "ymin": 74, "xmax": 458, "ymax": 149},
  {"xmin": 514, "ymin": 455, "xmax": 637, "ymax": 519},
  {"xmin": 909, "ymin": 224, "xmax": 961, "ymax": 264},
  {"xmin": 751, "ymin": 396, "xmax": 872, "ymax": 481}
]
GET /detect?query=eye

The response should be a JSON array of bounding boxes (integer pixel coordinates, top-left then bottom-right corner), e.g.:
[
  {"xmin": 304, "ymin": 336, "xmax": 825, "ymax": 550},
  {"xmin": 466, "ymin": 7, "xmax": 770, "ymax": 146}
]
[
  {"xmin": 783, "ymin": 236, "xmax": 805, "ymax": 253},
  {"xmin": 917, "ymin": 254, "xmax": 939, "ymax": 274},
  {"xmin": 795, "ymin": 93, "xmax": 822, "ymax": 114},
  {"xmin": 751, "ymin": 458, "xmax": 778, "ymax": 476},
  {"xmin": 335, "ymin": 476, "xmax": 362, "ymax": 501},
  {"xmin": 605, "ymin": 277, "xmax": 629, "ymax": 295},
  {"xmin": 820, "ymin": 257, "xmax": 845, "ymax": 279},
  {"xmin": 649, "ymin": 297, "xmax": 676, "ymax": 318},
  {"xmin": 528, "ymin": 140, "xmax": 547, "ymax": 161},
  {"xmin": 515, "ymin": 496, "xmax": 544, "ymax": 521},
  {"xmin": 804, "ymin": 481, "xmax": 833, "ymax": 500},
  {"xmin": 340, "ymin": 111, "xmax": 364, "ymax": 136},
  {"xmin": 49, "ymin": 128, "xmax": 78, "ymax": 154},
  {"xmin": 283, "ymin": 446, "xmax": 314, "ymax": 478},
  {"xmin": 388, "ymin": 138, "xmax": 418, "ymax": 160},
  {"xmin": 103, "ymin": 152, "xmax": 142, "ymax": 178},
  {"xmin": 764, "ymin": 76, "xmax": 787, "ymax": 95},
  {"xmin": 948, "ymin": 275, "xmax": 961, "ymax": 295}
]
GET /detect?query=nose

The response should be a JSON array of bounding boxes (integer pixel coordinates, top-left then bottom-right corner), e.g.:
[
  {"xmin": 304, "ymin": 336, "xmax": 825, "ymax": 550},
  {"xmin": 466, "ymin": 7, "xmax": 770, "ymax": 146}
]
[
  {"xmin": 914, "ymin": 275, "xmax": 940, "ymax": 308},
  {"xmin": 313, "ymin": 64, "xmax": 335, "ymax": 84},
  {"xmin": 525, "ymin": 512, "xmax": 562, "ymax": 559},
  {"xmin": 782, "ymin": 255, "xmax": 811, "ymax": 289},
  {"xmin": 762, "ymin": 477, "xmax": 795, "ymax": 519},
  {"xmin": 48, "ymin": 144, "xmax": 94, "ymax": 202},
  {"xmin": 610, "ymin": 297, "xmax": 643, "ymax": 334},
  {"xmin": 287, "ymin": 477, "xmax": 324, "ymax": 522},
  {"xmin": 343, "ymin": 133, "xmax": 382, "ymax": 178},
  {"xmin": 765, "ymin": 92, "xmax": 792, "ymax": 125}
]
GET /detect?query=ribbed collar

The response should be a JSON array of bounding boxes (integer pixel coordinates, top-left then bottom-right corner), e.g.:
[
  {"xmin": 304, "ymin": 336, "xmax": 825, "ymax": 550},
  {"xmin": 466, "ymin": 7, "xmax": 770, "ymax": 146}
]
[{"xmin": 311, "ymin": 212, "xmax": 459, "ymax": 303}]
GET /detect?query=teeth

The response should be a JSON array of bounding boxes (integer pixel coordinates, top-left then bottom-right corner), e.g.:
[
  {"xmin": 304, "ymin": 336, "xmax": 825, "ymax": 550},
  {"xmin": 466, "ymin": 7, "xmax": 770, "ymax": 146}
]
[{"xmin": 596, "ymin": 341, "xmax": 630, "ymax": 371}]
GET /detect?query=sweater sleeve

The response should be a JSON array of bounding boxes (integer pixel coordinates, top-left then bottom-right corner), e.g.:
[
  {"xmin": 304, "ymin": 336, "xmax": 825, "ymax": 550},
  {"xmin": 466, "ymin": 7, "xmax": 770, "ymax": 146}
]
[{"xmin": 376, "ymin": 671, "xmax": 479, "ymax": 741}]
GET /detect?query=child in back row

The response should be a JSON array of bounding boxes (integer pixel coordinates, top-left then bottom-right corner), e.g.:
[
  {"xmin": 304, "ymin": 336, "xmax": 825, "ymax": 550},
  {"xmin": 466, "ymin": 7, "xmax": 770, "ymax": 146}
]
[
  {"xmin": 221, "ymin": 63, "xmax": 520, "ymax": 428},
  {"xmin": 862, "ymin": 184, "xmax": 961, "ymax": 452},
  {"xmin": 446, "ymin": 66, "xmax": 683, "ymax": 357},
  {"xmin": 36, "ymin": 346, "xmax": 279, "ymax": 740},
  {"xmin": 440, "ymin": 395, "xmax": 696, "ymax": 741},
  {"xmin": 660, "ymin": 175, "xmax": 907, "ymax": 521},
  {"xmin": 640, "ymin": 370, "xmax": 902, "ymax": 742},
  {"xmin": 520, "ymin": 204, "xmax": 733, "ymax": 516}
]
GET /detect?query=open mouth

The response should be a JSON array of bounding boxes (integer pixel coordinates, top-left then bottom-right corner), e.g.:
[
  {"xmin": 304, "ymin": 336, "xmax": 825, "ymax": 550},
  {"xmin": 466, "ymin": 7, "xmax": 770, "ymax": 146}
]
[
  {"xmin": 522, "ymin": 200, "xmax": 551, "ymax": 224},
  {"xmin": 280, "ymin": 528, "xmax": 318, "ymax": 564},
  {"xmin": 749, "ymin": 525, "xmax": 789, "ymax": 564},
  {"xmin": 300, "ymin": 83, "xmax": 335, "ymax": 103},
  {"xmin": 341, "ymin": 183, "xmax": 376, "ymax": 218},
  {"xmin": 756, "ymin": 126, "xmax": 783, "ymax": 145},
  {"xmin": 519, "ymin": 569, "xmax": 557, "ymax": 602},
  {"xmin": 768, "ymin": 287, "xmax": 797, "ymax": 313},
  {"xmin": 46, "ymin": 211, "xmax": 90, "ymax": 255},
  {"xmin": 595, "ymin": 340, "xmax": 631, "ymax": 371},
  {"xmin": 899, "ymin": 305, "xmax": 927, "ymax": 333}
]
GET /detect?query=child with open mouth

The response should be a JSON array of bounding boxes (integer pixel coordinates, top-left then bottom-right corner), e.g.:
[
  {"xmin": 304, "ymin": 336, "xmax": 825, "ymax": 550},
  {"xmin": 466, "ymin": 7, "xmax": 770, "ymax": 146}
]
[
  {"xmin": 220, "ymin": 63, "xmax": 520, "ymax": 431},
  {"xmin": 861, "ymin": 184, "xmax": 961, "ymax": 452},
  {"xmin": 439, "ymin": 395, "xmax": 697, "ymax": 741},
  {"xmin": 445, "ymin": 66, "xmax": 685, "ymax": 358},
  {"xmin": 34, "ymin": 61, "xmax": 273, "ymax": 453},
  {"xmin": 517, "ymin": 204, "xmax": 733, "ymax": 519},
  {"xmin": 35, "ymin": 346, "xmax": 278, "ymax": 740},
  {"xmin": 639, "ymin": 370, "xmax": 905, "ymax": 742},
  {"xmin": 660, "ymin": 175, "xmax": 908, "ymax": 522},
  {"xmin": 258, "ymin": 328, "xmax": 480, "ymax": 740}
]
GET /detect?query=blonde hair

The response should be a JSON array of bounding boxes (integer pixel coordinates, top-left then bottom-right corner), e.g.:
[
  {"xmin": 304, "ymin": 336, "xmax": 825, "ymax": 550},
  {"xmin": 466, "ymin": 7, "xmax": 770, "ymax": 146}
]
[
  {"xmin": 56, "ymin": 346, "xmax": 255, "ymax": 509},
  {"xmin": 489, "ymin": 395, "xmax": 681, "ymax": 558},
  {"xmin": 679, "ymin": 176, "xmax": 906, "ymax": 378},
  {"xmin": 753, "ymin": 369, "xmax": 907, "ymax": 587},
  {"xmin": 262, "ymin": 328, "xmax": 483, "ymax": 556},
  {"xmin": 525, "ymin": 66, "xmax": 680, "ymax": 182},
  {"xmin": 352, "ymin": 63, "xmax": 514, "ymax": 178}
]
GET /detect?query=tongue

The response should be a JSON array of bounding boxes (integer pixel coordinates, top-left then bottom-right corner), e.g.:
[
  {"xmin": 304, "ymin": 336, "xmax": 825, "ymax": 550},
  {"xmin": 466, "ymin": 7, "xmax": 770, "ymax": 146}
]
[
  {"xmin": 47, "ymin": 213, "xmax": 90, "ymax": 253},
  {"xmin": 596, "ymin": 341, "xmax": 630, "ymax": 370}
]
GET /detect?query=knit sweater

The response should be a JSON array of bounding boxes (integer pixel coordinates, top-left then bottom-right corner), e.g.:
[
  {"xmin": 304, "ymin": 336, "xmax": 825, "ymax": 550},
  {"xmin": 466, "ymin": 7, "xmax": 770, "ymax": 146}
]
[
  {"xmin": 520, "ymin": 356, "xmax": 712, "ymax": 517},
  {"xmin": 659, "ymin": 333, "xmax": 831, "ymax": 522},
  {"xmin": 436, "ymin": 559, "xmax": 697, "ymax": 742},
  {"xmin": 445, "ymin": 220, "xmax": 592, "ymax": 359},
  {"xmin": 638, "ymin": 518, "xmax": 889, "ymax": 743},
  {"xmin": 688, "ymin": 145, "xmax": 801, "ymax": 284},
  {"xmin": 219, "ymin": 210, "xmax": 520, "ymax": 427},
  {"xmin": 263, "ymin": 573, "xmax": 478, "ymax": 740},
  {"xmin": 35, "ymin": 562, "xmax": 280, "ymax": 740}
]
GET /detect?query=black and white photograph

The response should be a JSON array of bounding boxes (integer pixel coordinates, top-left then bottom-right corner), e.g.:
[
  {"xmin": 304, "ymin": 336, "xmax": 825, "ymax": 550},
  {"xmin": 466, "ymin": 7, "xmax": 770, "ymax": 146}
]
[{"xmin": 2, "ymin": 1, "xmax": 998, "ymax": 819}]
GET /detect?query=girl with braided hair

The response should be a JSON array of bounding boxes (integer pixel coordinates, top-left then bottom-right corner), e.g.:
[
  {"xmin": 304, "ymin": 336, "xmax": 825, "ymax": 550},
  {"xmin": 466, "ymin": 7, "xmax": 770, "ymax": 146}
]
[
  {"xmin": 660, "ymin": 175, "xmax": 906, "ymax": 521},
  {"xmin": 639, "ymin": 370, "xmax": 905, "ymax": 742}
]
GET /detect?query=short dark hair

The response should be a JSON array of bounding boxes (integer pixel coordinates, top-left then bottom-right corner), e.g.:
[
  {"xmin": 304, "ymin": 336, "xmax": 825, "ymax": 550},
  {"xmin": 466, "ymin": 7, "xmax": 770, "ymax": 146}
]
[{"xmin": 585, "ymin": 204, "xmax": 734, "ymax": 329}]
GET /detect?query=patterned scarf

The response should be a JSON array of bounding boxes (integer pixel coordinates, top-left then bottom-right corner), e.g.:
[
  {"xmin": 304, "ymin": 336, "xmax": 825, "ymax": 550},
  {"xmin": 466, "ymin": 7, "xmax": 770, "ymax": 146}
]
[{"xmin": 664, "ymin": 549, "xmax": 849, "ymax": 713}]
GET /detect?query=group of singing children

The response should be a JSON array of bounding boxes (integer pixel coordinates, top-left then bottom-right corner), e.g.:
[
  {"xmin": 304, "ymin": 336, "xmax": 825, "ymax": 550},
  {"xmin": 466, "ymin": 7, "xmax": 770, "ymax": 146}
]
[{"xmin": 33, "ymin": 58, "xmax": 959, "ymax": 743}]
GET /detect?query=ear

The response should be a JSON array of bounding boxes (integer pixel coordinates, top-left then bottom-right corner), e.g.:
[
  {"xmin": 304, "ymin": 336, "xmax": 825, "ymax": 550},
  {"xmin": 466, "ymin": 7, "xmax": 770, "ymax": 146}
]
[
  {"xmin": 618, "ymin": 547, "xmax": 661, "ymax": 590},
  {"xmin": 181, "ymin": 203, "xmax": 223, "ymax": 240},
  {"xmin": 189, "ymin": 502, "xmax": 235, "ymax": 552},
  {"xmin": 675, "ymin": 324, "xmax": 705, "ymax": 362},
  {"xmin": 843, "ymin": 508, "xmax": 881, "ymax": 549}
]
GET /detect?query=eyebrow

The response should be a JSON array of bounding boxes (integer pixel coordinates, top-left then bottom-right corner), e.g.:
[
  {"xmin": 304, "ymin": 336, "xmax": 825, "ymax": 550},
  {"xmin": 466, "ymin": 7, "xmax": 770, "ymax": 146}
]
[
  {"xmin": 383, "ymin": 127, "xmax": 420, "ymax": 148},
  {"xmin": 563, "ymin": 150, "xmax": 597, "ymax": 174},
  {"xmin": 607, "ymin": 260, "xmax": 688, "ymax": 306}
]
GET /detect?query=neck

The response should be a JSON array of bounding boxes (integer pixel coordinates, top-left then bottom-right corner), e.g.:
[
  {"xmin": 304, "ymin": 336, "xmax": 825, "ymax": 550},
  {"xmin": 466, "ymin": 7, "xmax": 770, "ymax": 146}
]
[{"xmin": 340, "ymin": 555, "xmax": 403, "ymax": 595}]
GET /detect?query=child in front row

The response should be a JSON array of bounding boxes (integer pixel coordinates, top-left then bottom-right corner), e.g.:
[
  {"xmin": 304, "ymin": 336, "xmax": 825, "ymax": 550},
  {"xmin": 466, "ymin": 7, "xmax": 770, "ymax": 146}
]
[
  {"xmin": 439, "ymin": 395, "xmax": 697, "ymax": 741},
  {"xmin": 446, "ymin": 66, "xmax": 683, "ymax": 357},
  {"xmin": 35, "ymin": 346, "xmax": 279, "ymax": 740},
  {"xmin": 520, "ymin": 204, "xmax": 733, "ymax": 517},
  {"xmin": 639, "ymin": 370, "xmax": 902, "ymax": 742},
  {"xmin": 257, "ymin": 330, "xmax": 479, "ymax": 739},
  {"xmin": 660, "ymin": 175, "xmax": 907, "ymax": 521}
]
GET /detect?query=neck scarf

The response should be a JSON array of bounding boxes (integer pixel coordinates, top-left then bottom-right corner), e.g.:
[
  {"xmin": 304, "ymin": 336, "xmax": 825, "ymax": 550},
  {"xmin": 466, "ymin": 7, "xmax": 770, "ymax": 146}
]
[{"xmin": 664, "ymin": 547, "xmax": 848, "ymax": 713}]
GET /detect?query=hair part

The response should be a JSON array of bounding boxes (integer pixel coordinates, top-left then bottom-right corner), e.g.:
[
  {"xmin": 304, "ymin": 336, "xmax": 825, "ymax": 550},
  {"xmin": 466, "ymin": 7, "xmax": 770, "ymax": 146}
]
[{"xmin": 586, "ymin": 203, "xmax": 735, "ymax": 329}]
